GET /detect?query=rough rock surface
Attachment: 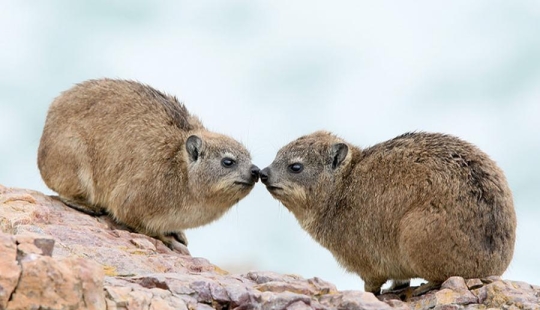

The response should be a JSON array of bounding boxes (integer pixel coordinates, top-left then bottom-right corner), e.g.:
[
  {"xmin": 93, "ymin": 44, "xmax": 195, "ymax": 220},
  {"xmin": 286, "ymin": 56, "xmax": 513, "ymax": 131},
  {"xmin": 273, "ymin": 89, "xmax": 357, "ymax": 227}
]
[{"xmin": 1, "ymin": 184, "xmax": 539, "ymax": 310}]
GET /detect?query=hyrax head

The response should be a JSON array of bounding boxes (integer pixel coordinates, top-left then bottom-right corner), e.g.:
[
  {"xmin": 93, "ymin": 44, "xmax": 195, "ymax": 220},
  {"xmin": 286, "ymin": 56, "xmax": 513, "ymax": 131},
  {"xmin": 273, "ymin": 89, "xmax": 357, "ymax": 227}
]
[
  {"xmin": 260, "ymin": 131, "xmax": 351, "ymax": 218},
  {"xmin": 185, "ymin": 130, "xmax": 259, "ymax": 208}
]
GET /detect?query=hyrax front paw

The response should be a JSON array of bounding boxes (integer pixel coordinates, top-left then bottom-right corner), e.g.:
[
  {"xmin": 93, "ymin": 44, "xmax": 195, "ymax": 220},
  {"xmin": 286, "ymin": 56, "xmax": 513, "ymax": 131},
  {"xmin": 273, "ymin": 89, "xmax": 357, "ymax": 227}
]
[{"xmin": 157, "ymin": 231, "xmax": 190, "ymax": 255}]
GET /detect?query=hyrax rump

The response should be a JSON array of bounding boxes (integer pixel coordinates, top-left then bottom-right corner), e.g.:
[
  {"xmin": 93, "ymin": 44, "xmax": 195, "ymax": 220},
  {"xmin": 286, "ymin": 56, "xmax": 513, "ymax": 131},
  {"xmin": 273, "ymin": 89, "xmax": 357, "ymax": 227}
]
[
  {"xmin": 260, "ymin": 131, "xmax": 516, "ymax": 295},
  {"xmin": 38, "ymin": 78, "xmax": 259, "ymax": 253}
]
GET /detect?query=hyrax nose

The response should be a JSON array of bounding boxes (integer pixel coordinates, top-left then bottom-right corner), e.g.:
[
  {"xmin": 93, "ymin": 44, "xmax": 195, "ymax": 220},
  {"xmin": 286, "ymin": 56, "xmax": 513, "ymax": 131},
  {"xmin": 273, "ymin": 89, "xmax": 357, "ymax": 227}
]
[
  {"xmin": 251, "ymin": 165, "xmax": 260, "ymax": 182},
  {"xmin": 260, "ymin": 167, "xmax": 269, "ymax": 184}
]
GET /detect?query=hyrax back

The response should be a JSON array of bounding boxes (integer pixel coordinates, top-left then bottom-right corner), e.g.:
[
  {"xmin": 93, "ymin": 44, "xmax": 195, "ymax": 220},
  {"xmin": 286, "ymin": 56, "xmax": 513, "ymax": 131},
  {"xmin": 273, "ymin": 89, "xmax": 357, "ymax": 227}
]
[
  {"xmin": 260, "ymin": 131, "xmax": 516, "ymax": 295},
  {"xmin": 38, "ymin": 79, "xmax": 259, "ymax": 253}
]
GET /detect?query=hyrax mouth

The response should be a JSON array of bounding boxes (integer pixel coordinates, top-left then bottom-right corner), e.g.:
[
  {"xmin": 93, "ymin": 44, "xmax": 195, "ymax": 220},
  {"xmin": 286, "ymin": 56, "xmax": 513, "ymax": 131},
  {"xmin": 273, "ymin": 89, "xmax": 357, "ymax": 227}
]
[
  {"xmin": 234, "ymin": 181, "xmax": 256, "ymax": 187},
  {"xmin": 266, "ymin": 185, "xmax": 282, "ymax": 192}
]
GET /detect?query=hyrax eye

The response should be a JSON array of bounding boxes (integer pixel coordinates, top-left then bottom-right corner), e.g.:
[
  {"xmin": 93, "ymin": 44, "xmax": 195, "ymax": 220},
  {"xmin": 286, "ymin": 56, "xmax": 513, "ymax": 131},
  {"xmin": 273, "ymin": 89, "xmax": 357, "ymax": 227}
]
[
  {"xmin": 221, "ymin": 157, "xmax": 236, "ymax": 168},
  {"xmin": 288, "ymin": 163, "xmax": 304, "ymax": 173}
]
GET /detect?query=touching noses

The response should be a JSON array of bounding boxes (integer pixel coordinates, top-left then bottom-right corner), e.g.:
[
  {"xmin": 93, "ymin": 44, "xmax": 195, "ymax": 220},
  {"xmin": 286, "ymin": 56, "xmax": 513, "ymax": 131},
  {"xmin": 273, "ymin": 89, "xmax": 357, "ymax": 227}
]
[
  {"xmin": 251, "ymin": 165, "xmax": 260, "ymax": 182},
  {"xmin": 259, "ymin": 167, "xmax": 269, "ymax": 184}
]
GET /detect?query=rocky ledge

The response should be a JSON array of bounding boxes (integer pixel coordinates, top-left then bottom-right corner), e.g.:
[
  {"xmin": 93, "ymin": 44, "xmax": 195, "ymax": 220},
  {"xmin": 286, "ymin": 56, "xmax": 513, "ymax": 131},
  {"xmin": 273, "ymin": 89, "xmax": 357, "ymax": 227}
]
[{"xmin": 1, "ymin": 184, "xmax": 539, "ymax": 310}]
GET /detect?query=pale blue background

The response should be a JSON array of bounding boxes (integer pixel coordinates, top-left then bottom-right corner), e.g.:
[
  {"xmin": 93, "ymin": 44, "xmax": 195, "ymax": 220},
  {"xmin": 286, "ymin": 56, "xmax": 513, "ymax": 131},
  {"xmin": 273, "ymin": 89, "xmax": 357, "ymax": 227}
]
[{"xmin": 1, "ymin": 1, "xmax": 538, "ymax": 290}]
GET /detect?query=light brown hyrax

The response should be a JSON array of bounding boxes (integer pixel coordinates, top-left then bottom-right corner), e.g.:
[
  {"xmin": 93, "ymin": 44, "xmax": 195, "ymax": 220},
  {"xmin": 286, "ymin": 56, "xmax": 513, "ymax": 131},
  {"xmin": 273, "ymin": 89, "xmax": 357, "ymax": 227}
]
[
  {"xmin": 38, "ymin": 78, "xmax": 259, "ymax": 254},
  {"xmin": 260, "ymin": 131, "xmax": 516, "ymax": 295}
]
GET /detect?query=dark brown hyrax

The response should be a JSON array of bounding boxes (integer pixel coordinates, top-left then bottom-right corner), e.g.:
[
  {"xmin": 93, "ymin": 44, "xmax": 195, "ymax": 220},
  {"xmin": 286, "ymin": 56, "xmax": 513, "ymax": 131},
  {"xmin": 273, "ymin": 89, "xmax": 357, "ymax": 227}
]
[
  {"xmin": 260, "ymin": 131, "xmax": 516, "ymax": 295},
  {"xmin": 38, "ymin": 78, "xmax": 259, "ymax": 254}
]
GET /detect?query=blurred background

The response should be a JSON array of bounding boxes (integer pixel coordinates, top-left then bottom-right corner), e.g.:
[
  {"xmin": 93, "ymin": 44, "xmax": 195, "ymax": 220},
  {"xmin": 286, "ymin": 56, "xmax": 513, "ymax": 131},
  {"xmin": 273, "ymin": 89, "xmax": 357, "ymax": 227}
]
[{"xmin": 1, "ymin": 1, "xmax": 538, "ymax": 290}]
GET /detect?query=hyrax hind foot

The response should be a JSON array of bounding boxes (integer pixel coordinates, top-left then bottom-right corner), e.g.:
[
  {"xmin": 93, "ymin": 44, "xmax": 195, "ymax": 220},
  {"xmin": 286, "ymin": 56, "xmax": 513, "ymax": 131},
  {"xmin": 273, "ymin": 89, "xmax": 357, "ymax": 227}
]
[
  {"xmin": 157, "ymin": 231, "xmax": 190, "ymax": 255},
  {"xmin": 412, "ymin": 281, "xmax": 441, "ymax": 296},
  {"xmin": 381, "ymin": 279, "xmax": 411, "ymax": 295},
  {"xmin": 367, "ymin": 279, "xmax": 412, "ymax": 296},
  {"xmin": 380, "ymin": 279, "xmax": 413, "ymax": 300}
]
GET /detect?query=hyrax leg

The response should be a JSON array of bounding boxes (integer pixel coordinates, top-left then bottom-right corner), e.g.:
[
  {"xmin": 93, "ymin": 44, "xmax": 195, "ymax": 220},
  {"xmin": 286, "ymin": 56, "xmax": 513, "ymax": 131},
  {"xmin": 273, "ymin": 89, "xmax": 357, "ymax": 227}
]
[
  {"xmin": 156, "ymin": 231, "xmax": 190, "ymax": 255},
  {"xmin": 390, "ymin": 279, "xmax": 411, "ymax": 291},
  {"xmin": 58, "ymin": 196, "xmax": 107, "ymax": 216},
  {"xmin": 364, "ymin": 278, "xmax": 387, "ymax": 295},
  {"xmin": 60, "ymin": 194, "xmax": 191, "ymax": 255}
]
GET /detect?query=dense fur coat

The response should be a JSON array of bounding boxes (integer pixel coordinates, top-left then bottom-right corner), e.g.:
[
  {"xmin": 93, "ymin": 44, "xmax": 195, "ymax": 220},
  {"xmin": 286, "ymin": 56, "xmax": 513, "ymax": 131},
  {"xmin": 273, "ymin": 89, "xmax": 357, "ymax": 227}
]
[
  {"xmin": 38, "ymin": 79, "xmax": 259, "ymax": 253},
  {"xmin": 261, "ymin": 131, "xmax": 516, "ymax": 294}
]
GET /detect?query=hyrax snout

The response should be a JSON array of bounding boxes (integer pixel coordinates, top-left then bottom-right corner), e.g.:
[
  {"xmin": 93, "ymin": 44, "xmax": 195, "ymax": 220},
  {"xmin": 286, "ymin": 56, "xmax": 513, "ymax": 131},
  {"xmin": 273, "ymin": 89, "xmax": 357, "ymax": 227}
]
[
  {"xmin": 38, "ymin": 78, "xmax": 259, "ymax": 254},
  {"xmin": 260, "ymin": 131, "xmax": 516, "ymax": 295}
]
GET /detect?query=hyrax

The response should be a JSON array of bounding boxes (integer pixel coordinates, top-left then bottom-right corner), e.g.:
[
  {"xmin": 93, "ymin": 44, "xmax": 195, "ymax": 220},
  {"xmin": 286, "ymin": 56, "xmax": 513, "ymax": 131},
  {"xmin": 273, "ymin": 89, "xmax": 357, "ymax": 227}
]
[
  {"xmin": 38, "ymin": 78, "xmax": 259, "ymax": 253},
  {"xmin": 260, "ymin": 131, "xmax": 516, "ymax": 295}
]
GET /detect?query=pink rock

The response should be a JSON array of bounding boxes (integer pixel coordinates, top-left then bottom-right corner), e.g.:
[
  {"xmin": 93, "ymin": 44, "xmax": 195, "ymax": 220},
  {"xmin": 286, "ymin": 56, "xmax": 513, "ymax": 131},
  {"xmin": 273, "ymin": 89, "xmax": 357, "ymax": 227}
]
[
  {"xmin": 476, "ymin": 279, "xmax": 540, "ymax": 309},
  {"xmin": 1, "ymin": 185, "xmax": 538, "ymax": 310},
  {"xmin": 441, "ymin": 276, "xmax": 469, "ymax": 292},
  {"xmin": 7, "ymin": 255, "xmax": 105, "ymax": 309},
  {"xmin": 0, "ymin": 234, "xmax": 20, "ymax": 309},
  {"xmin": 465, "ymin": 278, "xmax": 484, "ymax": 290}
]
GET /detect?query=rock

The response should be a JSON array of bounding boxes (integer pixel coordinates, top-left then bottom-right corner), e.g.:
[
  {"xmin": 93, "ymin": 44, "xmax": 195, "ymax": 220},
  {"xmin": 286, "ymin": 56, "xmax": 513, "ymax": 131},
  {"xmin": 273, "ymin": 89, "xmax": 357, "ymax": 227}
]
[
  {"xmin": 409, "ymin": 288, "xmax": 478, "ymax": 309},
  {"xmin": 474, "ymin": 279, "xmax": 540, "ymax": 309},
  {"xmin": 1, "ymin": 184, "xmax": 539, "ymax": 310},
  {"xmin": 0, "ymin": 226, "xmax": 105, "ymax": 309},
  {"xmin": 441, "ymin": 277, "xmax": 470, "ymax": 292},
  {"xmin": 14, "ymin": 232, "xmax": 56, "ymax": 262},
  {"xmin": 0, "ymin": 234, "xmax": 20, "ymax": 309},
  {"xmin": 320, "ymin": 290, "xmax": 397, "ymax": 309},
  {"xmin": 8, "ymin": 256, "xmax": 105, "ymax": 310},
  {"xmin": 466, "ymin": 278, "xmax": 484, "ymax": 290}
]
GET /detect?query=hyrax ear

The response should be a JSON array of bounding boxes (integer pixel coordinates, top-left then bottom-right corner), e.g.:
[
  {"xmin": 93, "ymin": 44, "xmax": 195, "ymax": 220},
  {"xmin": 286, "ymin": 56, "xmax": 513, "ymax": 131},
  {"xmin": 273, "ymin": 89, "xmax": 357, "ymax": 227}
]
[
  {"xmin": 186, "ymin": 135, "xmax": 203, "ymax": 162},
  {"xmin": 331, "ymin": 143, "xmax": 349, "ymax": 169}
]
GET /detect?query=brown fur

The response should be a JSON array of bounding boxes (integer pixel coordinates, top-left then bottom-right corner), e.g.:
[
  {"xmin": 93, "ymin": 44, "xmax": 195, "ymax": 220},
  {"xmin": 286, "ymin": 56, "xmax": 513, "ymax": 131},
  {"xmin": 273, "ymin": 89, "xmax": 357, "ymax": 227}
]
[
  {"xmin": 260, "ymin": 131, "xmax": 516, "ymax": 294},
  {"xmin": 38, "ymin": 78, "xmax": 259, "ymax": 253}
]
